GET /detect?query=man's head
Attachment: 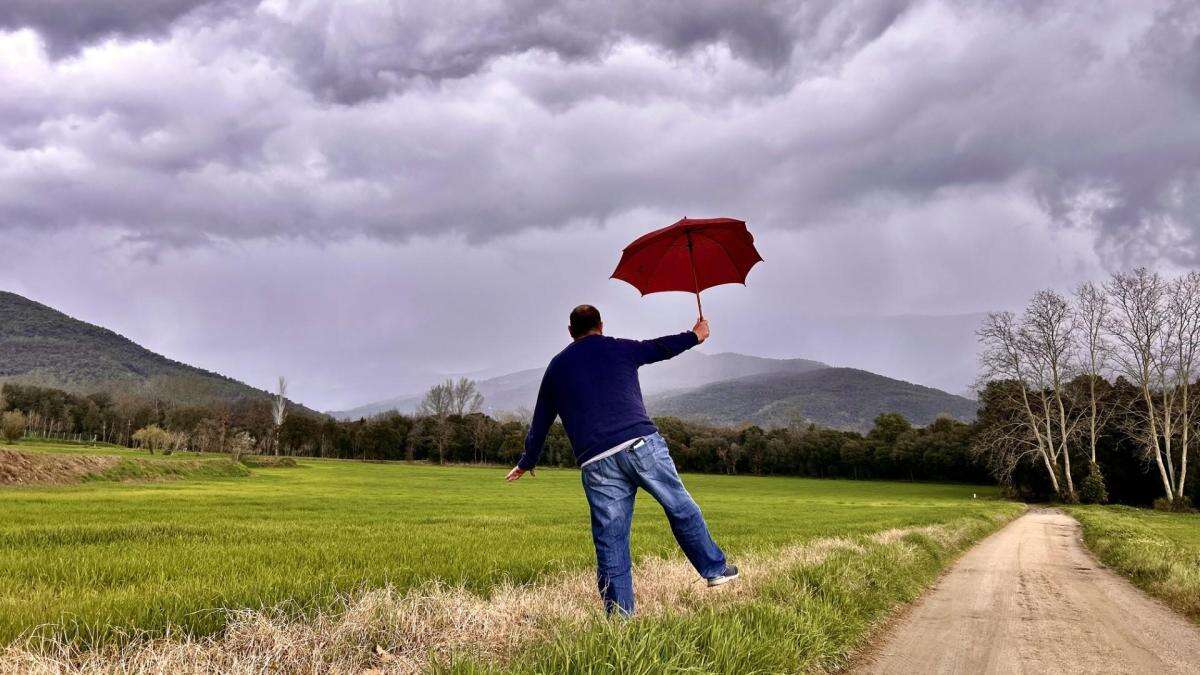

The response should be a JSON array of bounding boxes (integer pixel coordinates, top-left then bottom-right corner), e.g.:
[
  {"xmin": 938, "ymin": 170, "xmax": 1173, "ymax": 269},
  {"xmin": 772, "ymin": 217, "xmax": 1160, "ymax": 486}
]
[{"xmin": 569, "ymin": 304, "xmax": 603, "ymax": 339}]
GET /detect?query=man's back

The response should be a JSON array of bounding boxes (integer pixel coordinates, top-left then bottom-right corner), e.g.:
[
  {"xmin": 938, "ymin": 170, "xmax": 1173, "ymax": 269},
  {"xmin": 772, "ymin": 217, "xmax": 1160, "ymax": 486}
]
[
  {"xmin": 505, "ymin": 308, "xmax": 732, "ymax": 616},
  {"xmin": 516, "ymin": 330, "xmax": 699, "ymax": 469}
]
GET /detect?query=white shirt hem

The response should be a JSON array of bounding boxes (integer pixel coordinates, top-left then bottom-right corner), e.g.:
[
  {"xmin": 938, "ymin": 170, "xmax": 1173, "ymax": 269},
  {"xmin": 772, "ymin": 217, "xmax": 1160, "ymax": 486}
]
[{"xmin": 579, "ymin": 436, "xmax": 642, "ymax": 467}]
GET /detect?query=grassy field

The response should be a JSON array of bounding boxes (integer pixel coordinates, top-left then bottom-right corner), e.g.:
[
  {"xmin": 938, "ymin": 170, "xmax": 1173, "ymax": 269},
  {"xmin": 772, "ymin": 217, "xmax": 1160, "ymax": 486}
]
[
  {"xmin": 0, "ymin": 441, "xmax": 1020, "ymax": 671},
  {"xmin": 1068, "ymin": 505, "xmax": 1200, "ymax": 622}
]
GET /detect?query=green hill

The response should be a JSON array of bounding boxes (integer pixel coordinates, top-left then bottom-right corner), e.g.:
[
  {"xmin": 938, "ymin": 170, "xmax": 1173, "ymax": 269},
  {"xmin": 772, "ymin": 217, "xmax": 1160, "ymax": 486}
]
[
  {"xmin": 650, "ymin": 367, "xmax": 978, "ymax": 431},
  {"xmin": 0, "ymin": 290, "xmax": 298, "ymax": 408}
]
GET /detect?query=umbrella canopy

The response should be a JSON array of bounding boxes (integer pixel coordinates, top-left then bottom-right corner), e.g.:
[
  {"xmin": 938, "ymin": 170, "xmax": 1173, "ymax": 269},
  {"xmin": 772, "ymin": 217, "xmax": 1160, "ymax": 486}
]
[{"xmin": 611, "ymin": 217, "xmax": 763, "ymax": 318}]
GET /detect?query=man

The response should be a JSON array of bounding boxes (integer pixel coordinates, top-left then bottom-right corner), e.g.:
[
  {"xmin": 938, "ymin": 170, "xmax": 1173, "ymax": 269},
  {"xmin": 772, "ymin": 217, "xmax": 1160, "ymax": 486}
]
[{"xmin": 505, "ymin": 304, "xmax": 737, "ymax": 616}]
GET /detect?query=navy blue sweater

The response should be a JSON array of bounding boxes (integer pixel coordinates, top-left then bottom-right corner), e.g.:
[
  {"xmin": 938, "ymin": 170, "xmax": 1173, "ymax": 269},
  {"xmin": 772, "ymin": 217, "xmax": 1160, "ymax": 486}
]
[{"xmin": 517, "ymin": 331, "xmax": 700, "ymax": 470}]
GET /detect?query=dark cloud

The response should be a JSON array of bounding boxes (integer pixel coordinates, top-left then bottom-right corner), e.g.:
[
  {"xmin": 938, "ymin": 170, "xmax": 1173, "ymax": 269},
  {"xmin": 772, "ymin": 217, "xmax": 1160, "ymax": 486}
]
[
  {"xmin": 4, "ymin": 0, "xmax": 913, "ymax": 102},
  {"xmin": 276, "ymin": 0, "xmax": 912, "ymax": 104},
  {"xmin": 0, "ymin": 0, "xmax": 244, "ymax": 57},
  {"xmin": 0, "ymin": 0, "xmax": 1198, "ymax": 263}
]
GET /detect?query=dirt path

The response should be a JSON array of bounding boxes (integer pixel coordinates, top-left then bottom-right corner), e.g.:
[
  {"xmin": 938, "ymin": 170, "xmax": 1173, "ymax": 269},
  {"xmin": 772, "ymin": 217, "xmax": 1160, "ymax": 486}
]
[{"xmin": 855, "ymin": 509, "xmax": 1200, "ymax": 674}]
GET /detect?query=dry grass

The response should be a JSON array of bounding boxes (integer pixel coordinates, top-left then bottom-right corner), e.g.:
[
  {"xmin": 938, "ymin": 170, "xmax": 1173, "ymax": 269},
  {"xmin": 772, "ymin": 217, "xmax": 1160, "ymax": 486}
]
[
  {"xmin": 0, "ymin": 518, "xmax": 996, "ymax": 675},
  {"xmin": 0, "ymin": 449, "xmax": 119, "ymax": 486},
  {"xmin": 0, "ymin": 448, "xmax": 249, "ymax": 487}
]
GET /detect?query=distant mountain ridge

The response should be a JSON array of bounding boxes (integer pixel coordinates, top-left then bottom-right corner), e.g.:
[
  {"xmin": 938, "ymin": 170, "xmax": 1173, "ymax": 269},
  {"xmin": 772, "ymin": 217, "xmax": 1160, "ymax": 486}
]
[
  {"xmin": 0, "ymin": 290, "xmax": 308, "ymax": 410},
  {"xmin": 329, "ymin": 350, "xmax": 828, "ymax": 419},
  {"xmin": 650, "ymin": 367, "xmax": 979, "ymax": 432},
  {"xmin": 764, "ymin": 313, "xmax": 987, "ymax": 398},
  {"xmin": 331, "ymin": 347, "xmax": 978, "ymax": 432}
]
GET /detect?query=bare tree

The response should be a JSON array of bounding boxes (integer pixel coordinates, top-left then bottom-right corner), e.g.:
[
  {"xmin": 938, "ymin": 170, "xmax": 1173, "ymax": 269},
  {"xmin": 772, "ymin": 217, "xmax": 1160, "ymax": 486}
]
[
  {"xmin": 164, "ymin": 430, "xmax": 190, "ymax": 455},
  {"xmin": 418, "ymin": 378, "xmax": 483, "ymax": 464},
  {"xmin": 419, "ymin": 378, "xmax": 483, "ymax": 417},
  {"xmin": 450, "ymin": 378, "xmax": 485, "ymax": 416},
  {"xmin": 271, "ymin": 376, "xmax": 287, "ymax": 456},
  {"xmin": 1022, "ymin": 290, "xmax": 1080, "ymax": 500},
  {"xmin": 1106, "ymin": 268, "xmax": 1175, "ymax": 500},
  {"xmin": 418, "ymin": 380, "xmax": 454, "ymax": 419},
  {"xmin": 500, "ymin": 406, "xmax": 533, "ymax": 426},
  {"xmin": 228, "ymin": 431, "xmax": 254, "ymax": 463},
  {"xmin": 1074, "ymin": 281, "xmax": 1112, "ymax": 465},
  {"xmin": 468, "ymin": 413, "xmax": 491, "ymax": 464},
  {"xmin": 1152, "ymin": 301, "xmax": 1180, "ymax": 498},
  {"xmin": 978, "ymin": 269, "xmax": 1200, "ymax": 505},
  {"xmin": 976, "ymin": 311, "xmax": 1062, "ymax": 495},
  {"xmin": 1167, "ymin": 271, "xmax": 1200, "ymax": 500}
]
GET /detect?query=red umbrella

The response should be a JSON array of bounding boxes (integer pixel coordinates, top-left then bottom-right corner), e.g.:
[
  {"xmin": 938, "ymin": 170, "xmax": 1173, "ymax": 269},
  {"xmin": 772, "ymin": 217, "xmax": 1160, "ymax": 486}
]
[{"xmin": 611, "ymin": 217, "xmax": 763, "ymax": 318}]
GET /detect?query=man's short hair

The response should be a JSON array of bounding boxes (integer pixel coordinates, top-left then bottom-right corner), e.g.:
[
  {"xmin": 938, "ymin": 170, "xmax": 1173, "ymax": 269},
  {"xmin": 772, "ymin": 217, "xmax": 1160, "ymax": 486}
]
[{"xmin": 569, "ymin": 304, "xmax": 602, "ymax": 338}]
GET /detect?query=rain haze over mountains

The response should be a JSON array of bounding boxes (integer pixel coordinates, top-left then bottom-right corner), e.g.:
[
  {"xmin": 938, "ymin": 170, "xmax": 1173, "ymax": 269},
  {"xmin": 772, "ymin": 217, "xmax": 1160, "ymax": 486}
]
[{"xmin": 2, "ymin": 1, "xmax": 1199, "ymax": 411}]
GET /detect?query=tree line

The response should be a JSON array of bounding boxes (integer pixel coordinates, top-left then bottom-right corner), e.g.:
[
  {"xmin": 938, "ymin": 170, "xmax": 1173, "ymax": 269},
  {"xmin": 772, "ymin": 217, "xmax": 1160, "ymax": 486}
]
[
  {"xmin": 975, "ymin": 268, "xmax": 1200, "ymax": 508},
  {"xmin": 0, "ymin": 378, "xmax": 991, "ymax": 485}
]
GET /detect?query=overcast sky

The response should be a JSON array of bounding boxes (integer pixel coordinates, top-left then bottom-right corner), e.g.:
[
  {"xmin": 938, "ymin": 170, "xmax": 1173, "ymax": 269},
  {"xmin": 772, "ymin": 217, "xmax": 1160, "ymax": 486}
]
[{"xmin": 2, "ymin": 0, "xmax": 1198, "ymax": 410}]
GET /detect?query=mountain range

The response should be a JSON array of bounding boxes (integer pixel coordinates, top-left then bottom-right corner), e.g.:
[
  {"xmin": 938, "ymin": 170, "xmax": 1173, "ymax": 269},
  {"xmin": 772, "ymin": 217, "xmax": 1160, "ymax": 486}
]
[
  {"xmin": 651, "ymin": 367, "xmax": 978, "ymax": 430},
  {"xmin": 330, "ymin": 350, "xmax": 828, "ymax": 419},
  {"xmin": 0, "ymin": 290, "xmax": 303, "ymax": 410},
  {"xmin": 332, "ymin": 346, "xmax": 978, "ymax": 432},
  {"xmin": 2, "ymin": 289, "xmax": 979, "ymax": 432}
]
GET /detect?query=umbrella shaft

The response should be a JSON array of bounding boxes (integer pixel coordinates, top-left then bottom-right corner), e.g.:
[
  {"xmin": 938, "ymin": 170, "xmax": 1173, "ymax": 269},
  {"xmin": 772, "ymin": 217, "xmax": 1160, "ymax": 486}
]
[{"xmin": 686, "ymin": 231, "xmax": 703, "ymax": 319}]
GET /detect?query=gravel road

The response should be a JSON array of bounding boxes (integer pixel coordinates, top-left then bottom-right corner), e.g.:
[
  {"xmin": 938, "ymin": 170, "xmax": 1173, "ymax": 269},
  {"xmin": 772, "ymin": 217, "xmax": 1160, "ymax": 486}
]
[{"xmin": 854, "ymin": 510, "xmax": 1200, "ymax": 674}]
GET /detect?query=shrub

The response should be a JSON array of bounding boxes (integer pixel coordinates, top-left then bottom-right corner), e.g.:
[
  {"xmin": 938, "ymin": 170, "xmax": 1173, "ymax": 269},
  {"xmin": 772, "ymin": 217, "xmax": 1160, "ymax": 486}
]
[
  {"xmin": 1152, "ymin": 496, "xmax": 1195, "ymax": 513},
  {"xmin": 240, "ymin": 455, "xmax": 298, "ymax": 468},
  {"xmin": 1, "ymin": 410, "xmax": 26, "ymax": 443},
  {"xmin": 228, "ymin": 431, "xmax": 254, "ymax": 462},
  {"xmin": 131, "ymin": 425, "xmax": 171, "ymax": 454},
  {"xmin": 1079, "ymin": 463, "xmax": 1108, "ymax": 504}
]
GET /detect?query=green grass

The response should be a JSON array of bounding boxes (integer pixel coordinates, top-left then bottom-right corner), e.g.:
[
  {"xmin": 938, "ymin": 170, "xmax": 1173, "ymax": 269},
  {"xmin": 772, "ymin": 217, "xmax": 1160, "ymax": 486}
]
[
  {"xmin": 1, "ymin": 442, "xmax": 1015, "ymax": 654},
  {"xmin": 86, "ymin": 457, "xmax": 251, "ymax": 482},
  {"xmin": 1068, "ymin": 505, "xmax": 1200, "ymax": 622}
]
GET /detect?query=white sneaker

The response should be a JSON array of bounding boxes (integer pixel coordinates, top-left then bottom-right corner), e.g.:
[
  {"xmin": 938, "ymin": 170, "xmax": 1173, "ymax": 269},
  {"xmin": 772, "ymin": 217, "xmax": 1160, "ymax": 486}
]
[{"xmin": 707, "ymin": 564, "xmax": 739, "ymax": 587}]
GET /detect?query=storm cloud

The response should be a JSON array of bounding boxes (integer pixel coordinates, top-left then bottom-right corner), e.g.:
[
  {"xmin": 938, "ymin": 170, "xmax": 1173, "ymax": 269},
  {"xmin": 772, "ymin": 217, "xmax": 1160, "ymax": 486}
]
[
  {"xmin": 2, "ymin": 0, "xmax": 1198, "ymax": 262},
  {"xmin": 1, "ymin": 0, "xmax": 1198, "ymax": 408},
  {"xmin": 0, "ymin": 0, "xmax": 244, "ymax": 57}
]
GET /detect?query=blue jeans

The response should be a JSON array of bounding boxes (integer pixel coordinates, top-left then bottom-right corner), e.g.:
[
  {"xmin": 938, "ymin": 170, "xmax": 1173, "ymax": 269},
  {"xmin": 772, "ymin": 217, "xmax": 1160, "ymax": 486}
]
[{"xmin": 580, "ymin": 432, "xmax": 727, "ymax": 616}]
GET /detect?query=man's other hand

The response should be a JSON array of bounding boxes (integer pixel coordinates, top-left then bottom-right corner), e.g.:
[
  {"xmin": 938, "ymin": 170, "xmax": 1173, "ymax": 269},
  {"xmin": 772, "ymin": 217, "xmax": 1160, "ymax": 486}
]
[
  {"xmin": 506, "ymin": 466, "xmax": 529, "ymax": 481},
  {"xmin": 693, "ymin": 318, "xmax": 710, "ymax": 343}
]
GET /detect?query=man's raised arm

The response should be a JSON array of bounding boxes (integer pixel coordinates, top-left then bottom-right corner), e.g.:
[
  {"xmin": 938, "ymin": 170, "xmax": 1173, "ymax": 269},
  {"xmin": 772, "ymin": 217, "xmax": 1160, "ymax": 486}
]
[{"xmin": 631, "ymin": 318, "xmax": 709, "ymax": 366}]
